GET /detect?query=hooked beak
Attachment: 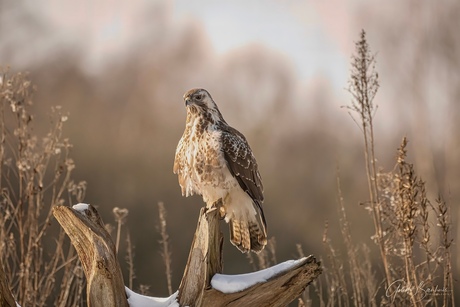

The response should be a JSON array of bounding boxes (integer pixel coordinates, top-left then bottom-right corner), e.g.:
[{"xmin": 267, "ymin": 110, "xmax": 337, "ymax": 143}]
[{"xmin": 185, "ymin": 97, "xmax": 192, "ymax": 106}]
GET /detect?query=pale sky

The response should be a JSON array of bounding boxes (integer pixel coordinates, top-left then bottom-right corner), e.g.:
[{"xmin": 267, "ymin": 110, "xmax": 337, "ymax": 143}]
[
  {"xmin": 3, "ymin": 0, "xmax": 358, "ymax": 91},
  {"xmin": 174, "ymin": 0, "xmax": 350, "ymax": 88}
]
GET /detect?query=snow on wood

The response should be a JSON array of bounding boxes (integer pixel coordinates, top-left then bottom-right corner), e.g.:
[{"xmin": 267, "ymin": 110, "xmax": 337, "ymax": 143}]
[
  {"xmin": 125, "ymin": 288, "xmax": 179, "ymax": 307},
  {"xmin": 211, "ymin": 258, "xmax": 306, "ymax": 294},
  {"xmin": 72, "ymin": 203, "xmax": 90, "ymax": 213}
]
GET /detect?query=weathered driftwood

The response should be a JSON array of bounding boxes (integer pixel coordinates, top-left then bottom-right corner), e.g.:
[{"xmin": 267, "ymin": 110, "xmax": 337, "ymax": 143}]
[
  {"xmin": 178, "ymin": 202, "xmax": 322, "ymax": 306},
  {"xmin": 178, "ymin": 204, "xmax": 224, "ymax": 306},
  {"xmin": 50, "ymin": 203, "xmax": 321, "ymax": 307},
  {"xmin": 52, "ymin": 205, "xmax": 128, "ymax": 307},
  {"xmin": 0, "ymin": 257, "xmax": 16, "ymax": 307},
  {"xmin": 201, "ymin": 256, "xmax": 320, "ymax": 307}
]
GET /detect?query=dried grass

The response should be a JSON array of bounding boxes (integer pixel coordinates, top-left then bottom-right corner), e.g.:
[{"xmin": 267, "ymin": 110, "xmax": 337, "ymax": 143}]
[
  {"xmin": 0, "ymin": 68, "xmax": 86, "ymax": 306},
  {"xmin": 157, "ymin": 201, "xmax": 173, "ymax": 296},
  {"xmin": 300, "ymin": 30, "xmax": 455, "ymax": 307}
]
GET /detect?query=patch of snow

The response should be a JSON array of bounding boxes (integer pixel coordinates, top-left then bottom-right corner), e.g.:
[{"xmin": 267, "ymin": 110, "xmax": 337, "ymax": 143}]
[
  {"xmin": 211, "ymin": 258, "xmax": 305, "ymax": 294},
  {"xmin": 72, "ymin": 203, "xmax": 90, "ymax": 213},
  {"xmin": 125, "ymin": 287, "xmax": 180, "ymax": 307}
]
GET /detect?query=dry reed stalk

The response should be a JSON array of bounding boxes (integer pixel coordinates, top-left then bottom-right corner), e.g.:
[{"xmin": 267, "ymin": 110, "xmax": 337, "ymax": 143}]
[
  {"xmin": 434, "ymin": 196, "xmax": 454, "ymax": 307},
  {"xmin": 157, "ymin": 202, "xmax": 173, "ymax": 295},
  {"xmin": 322, "ymin": 221, "xmax": 349, "ymax": 307},
  {"xmin": 253, "ymin": 236, "xmax": 277, "ymax": 270},
  {"xmin": 125, "ymin": 231, "xmax": 136, "ymax": 290},
  {"xmin": 346, "ymin": 30, "xmax": 392, "ymax": 290},
  {"xmin": 336, "ymin": 170, "xmax": 364, "ymax": 307},
  {"xmin": 394, "ymin": 138, "xmax": 422, "ymax": 305},
  {"xmin": 113, "ymin": 207, "xmax": 129, "ymax": 253}
]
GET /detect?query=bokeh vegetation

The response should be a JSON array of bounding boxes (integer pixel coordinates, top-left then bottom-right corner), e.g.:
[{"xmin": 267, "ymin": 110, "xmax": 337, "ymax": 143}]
[{"xmin": 0, "ymin": 1, "xmax": 458, "ymax": 306}]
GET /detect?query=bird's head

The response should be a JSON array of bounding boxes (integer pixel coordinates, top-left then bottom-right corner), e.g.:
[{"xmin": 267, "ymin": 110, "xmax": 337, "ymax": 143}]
[{"xmin": 183, "ymin": 88, "xmax": 223, "ymax": 123}]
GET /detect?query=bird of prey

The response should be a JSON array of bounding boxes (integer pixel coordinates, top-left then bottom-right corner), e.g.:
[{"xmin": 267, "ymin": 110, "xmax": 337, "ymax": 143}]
[{"xmin": 173, "ymin": 88, "xmax": 267, "ymax": 253}]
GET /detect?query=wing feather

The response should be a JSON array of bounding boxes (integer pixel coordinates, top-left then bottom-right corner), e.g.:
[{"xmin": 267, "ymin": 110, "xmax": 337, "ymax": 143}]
[
  {"xmin": 221, "ymin": 126, "xmax": 266, "ymax": 228},
  {"xmin": 221, "ymin": 127, "xmax": 263, "ymax": 201}
]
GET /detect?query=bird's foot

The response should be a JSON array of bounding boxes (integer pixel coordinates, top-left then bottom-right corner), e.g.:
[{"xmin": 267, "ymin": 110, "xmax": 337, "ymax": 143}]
[
  {"xmin": 206, "ymin": 199, "xmax": 225, "ymax": 220},
  {"xmin": 219, "ymin": 205, "xmax": 226, "ymax": 219},
  {"xmin": 219, "ymin": 194, "xmax": 231, "ymax": 219}
]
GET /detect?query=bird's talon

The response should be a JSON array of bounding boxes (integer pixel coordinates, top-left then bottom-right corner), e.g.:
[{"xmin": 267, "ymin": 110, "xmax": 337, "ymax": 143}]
[{"xmin": 219, "ymin": 206, "xmax": 226, "ymax": 219}]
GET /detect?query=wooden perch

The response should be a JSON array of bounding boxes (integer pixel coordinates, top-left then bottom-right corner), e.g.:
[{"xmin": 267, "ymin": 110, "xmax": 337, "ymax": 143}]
[
  {"xmin": 53, "ymin": 205, "xmax": 128, "ymax": 307},
  {"xmin": 178, "ymin": 201, "xmax": 322, "ymax": 307},
  {"xmin": 52, "ymin": 203, "xmax": 321, "ymax": 307},
  {"xmin": 201, "ymin": 255, "xmax": 321, "ymax": 307},
  {"xmin": 178, "ymin": 203, "xmax": 224, "ymax": 306}
]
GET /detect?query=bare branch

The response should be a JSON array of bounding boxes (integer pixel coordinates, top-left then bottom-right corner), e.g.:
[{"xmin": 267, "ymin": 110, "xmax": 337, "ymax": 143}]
[{"xmin": 53, "ymin": 205, "xmax": 128, "ymax": 307}]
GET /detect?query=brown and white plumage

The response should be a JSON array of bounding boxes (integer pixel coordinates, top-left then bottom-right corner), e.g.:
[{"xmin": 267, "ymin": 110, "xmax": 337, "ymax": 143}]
[{"xmin": 173, "ymin": 88, "xmax": 267, "ymax": 253}]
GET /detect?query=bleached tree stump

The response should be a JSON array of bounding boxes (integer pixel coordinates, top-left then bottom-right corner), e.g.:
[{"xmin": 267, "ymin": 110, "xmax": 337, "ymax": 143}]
[{"xmin": 52, "ymin": 204, "xmax": 128, "ymax": 307}]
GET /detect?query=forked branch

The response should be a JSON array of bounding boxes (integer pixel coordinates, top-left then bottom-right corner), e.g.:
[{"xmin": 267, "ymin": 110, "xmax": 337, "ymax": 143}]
[
  {"xmin": 53, "ymin": 205, "xmax": 128, "ymax": 307},
  {"xmin": 178, "ymin": 201, "xmax": 322, "ymax": 306},
  {"xmin": 52, "ymin": 203, "xmax": 321, "ymax": 307}
]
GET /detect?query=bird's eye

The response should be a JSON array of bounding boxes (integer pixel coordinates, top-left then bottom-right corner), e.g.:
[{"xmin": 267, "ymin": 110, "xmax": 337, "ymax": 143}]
[{"xmin": 195, "ymin": 94, "xmax": 203, "ymax": 101}]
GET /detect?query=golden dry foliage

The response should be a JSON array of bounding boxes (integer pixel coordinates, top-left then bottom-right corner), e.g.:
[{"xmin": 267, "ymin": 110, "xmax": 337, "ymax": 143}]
[
  {"xmin": 374, "ymin": 138, "xmax": 454, "ymax": 306},
  {"xmin": 0, "ymin": 69, "xmax": 87, "ymax": 306},
  {"xmin": 301, "ymin": 31, "xmax": 454, "ymax": 307}
]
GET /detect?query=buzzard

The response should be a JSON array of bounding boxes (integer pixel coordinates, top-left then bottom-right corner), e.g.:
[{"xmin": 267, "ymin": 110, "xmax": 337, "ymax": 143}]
[{"xmin": 173, "ymin": 88, "xmax": 267, "ymax": 253}]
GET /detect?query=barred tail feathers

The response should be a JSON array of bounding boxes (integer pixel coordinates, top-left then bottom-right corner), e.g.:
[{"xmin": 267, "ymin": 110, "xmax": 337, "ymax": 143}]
[{"xmin": 229, "ymin": 206, "xmax": 267, "ymax": 253}]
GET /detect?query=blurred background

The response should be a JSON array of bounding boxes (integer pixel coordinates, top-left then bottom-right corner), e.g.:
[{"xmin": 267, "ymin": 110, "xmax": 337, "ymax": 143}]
[{"xmin": 1, "ymin": 0, "xmax": 458, "ymax": 298}]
